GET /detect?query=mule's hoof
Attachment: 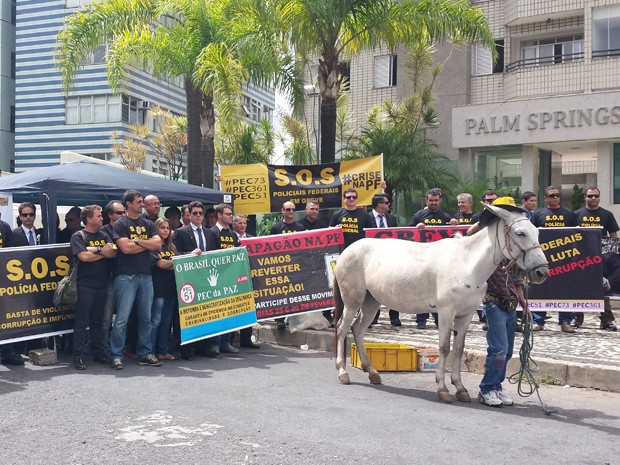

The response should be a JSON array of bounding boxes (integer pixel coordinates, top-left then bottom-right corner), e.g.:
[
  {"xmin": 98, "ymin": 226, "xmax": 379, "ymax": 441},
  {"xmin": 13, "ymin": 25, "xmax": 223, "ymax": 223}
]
[
  {"xmin": 455, "ymin": 390, "xmax": 472, "ymax": 403},
  {"xmin": 369, "ymin": 373, "xmax": 382, "ymax": 385},
  {"xmin": 338, "ymin": 373, "xmax": 351, "ymax": 385},
  {"xmin": 437, "ymin": 390, "xmax": 453, "ymax": 403}
]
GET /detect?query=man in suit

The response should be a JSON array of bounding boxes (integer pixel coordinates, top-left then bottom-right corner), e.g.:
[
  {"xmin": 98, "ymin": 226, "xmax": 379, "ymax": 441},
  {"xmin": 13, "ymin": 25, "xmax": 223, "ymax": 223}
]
[
  {"xmin": 12, "ymin": 202, "xmax": 39, "ymax": 247},
  {"xmin": 233, "ymin": 213, "xmax": 252, "ymax": 239},
  {"xmin": 367, "ymin": 193, "xmax": 401, "ymax": 327},
  {"xmin": 173, "ymin": 201, "xmax": 218, "ymax": 358},
  {"xmin": 2, "ymin": 202, "xmax": 39, "ymax": 365}
]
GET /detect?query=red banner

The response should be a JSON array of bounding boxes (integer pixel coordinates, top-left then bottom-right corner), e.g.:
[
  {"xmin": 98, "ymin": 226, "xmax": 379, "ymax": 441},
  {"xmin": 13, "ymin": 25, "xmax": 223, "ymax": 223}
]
[{"xmin": 365, "ymin": 226, "xmax": 469, "ymax": 242}]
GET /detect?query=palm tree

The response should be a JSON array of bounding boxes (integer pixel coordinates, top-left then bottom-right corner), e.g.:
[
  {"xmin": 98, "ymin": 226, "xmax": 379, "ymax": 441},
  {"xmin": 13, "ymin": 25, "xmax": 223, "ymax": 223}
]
[
  {"xmin": 278, "ymin": 0, "xmax": 495, "ymax": 164},
  {"xmin": 56, "ymin": 0, "xmax": 293, "ymax": 187}
]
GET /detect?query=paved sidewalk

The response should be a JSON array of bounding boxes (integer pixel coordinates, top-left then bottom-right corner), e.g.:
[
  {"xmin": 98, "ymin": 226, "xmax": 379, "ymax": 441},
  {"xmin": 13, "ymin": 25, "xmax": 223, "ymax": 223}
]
[{"xmin": 257, "ymin": 311, "xmax": 620, "ymax": 393}]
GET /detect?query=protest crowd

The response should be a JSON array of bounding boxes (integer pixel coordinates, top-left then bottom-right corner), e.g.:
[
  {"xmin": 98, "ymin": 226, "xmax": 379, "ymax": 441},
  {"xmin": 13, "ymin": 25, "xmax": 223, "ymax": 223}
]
[{"xmin": 0, "ymin": 183, "xmax": 616, "ymax": 385}]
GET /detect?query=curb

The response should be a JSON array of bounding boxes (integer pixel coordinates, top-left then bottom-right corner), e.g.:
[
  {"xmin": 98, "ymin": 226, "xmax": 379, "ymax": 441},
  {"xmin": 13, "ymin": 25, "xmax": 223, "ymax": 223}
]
[{"xmin": 257, "ymin": 325, "xmax": 620, "ymax": 393}]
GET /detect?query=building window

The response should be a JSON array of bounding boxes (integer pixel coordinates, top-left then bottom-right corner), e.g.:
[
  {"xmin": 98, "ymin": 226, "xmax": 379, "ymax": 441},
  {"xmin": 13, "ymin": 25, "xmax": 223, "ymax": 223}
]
[
  {"xmin": 122, "ymin": 96, "xmax": 148, "ymax": 124},
  {"xmin": 11, "ymin": 52, "xmax": 16, "ymax": 79},
  {"xmin": 474, "ymin": 149, "xmax": 522, "ymax": 188},
  {"xmin": 593, "ymin": 6, "xmax": 620, "ymax": 58},
  {"xmin": 66, "ymin": 95, "xmax": 121, "ymax": 124},
  {"xmin": 506, "ymin": 35, "xmax": 583, "ymax": 71},
  {"xmin": 472, "ymin": 40, "xmax": 505, "ymax": 75},
  {"xmin": 11, "ymin": 0, "xmax": 16, "ymax": 24},
  {"xmin": 66, "ymin": 0, "xmax": 92, "ymax": 8},
  {"xmin": 374, "ymin": 55, "xmax": 397, "ymax": 88},
  {"xmin": 242, "ymin": 95, "xmax": 265, "ymax": 121},
  {"xmin": 10, "ymin": 106, "xmax": 15, "ymax": 133}
]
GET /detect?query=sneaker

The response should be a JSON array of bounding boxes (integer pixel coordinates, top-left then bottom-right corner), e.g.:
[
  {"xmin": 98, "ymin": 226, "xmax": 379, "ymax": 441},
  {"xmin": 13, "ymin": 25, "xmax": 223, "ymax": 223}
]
[
  {"xmin": 276, "ymin": 319, "xmax": 286, "ymax": 330},
  {"xmin": 92, "ymin": 354, "xmax": 112, "ymax": 364},
  {"xmin": 482, "ymin": 323, "xmax": 488, "ymax": 331},
  {"xmin": 478, "ymin": 390, "xmax": 503, "ymax": 407},
  {"xmin": 417, "ymin": 322, "xmax": 427, "ymax": 330},
  {"xmin": 560, "ymin": 321, "xmax": 575, "ymax": 333},
  {"xmin": 515, "ymin": 322, "xmax": 523, "ymax": 333},
  {"xmin": 73, "ymin": 358, "xmax": 86, "ymax": 370},
  {"xmin": 220, "ymin": 344, "xmax": 239, "ymax": 354},
  {"xmin": 532, "ymin": 323, "xmax": 544, "ymax": 332},
  {"xmin": 138, "ymin": 354, "xmax": 162, "ymax": 366},
  {"xmin": 600, "ymin": 321, "xmax": 617, "ymax": 331},
  {"xmin": 496, "ymin": 391, "xmax": 514, "ymax": 406},
  {"xmin": 112, "ymin": 358, "xmax": 123, "ymax": 370}
]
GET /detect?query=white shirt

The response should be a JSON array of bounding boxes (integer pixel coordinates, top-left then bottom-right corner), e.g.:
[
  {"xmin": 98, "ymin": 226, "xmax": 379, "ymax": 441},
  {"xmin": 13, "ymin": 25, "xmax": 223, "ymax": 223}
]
[{"xmin": 372, "ymin": 209, "xmax": 386, "ymax": 228}]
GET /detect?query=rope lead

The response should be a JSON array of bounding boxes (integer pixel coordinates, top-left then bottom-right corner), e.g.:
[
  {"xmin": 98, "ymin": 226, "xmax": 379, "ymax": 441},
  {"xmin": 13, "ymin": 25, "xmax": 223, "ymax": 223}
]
[{"xmin": 507, "ymin": 285, "xmax": 562, "ymax": 415}]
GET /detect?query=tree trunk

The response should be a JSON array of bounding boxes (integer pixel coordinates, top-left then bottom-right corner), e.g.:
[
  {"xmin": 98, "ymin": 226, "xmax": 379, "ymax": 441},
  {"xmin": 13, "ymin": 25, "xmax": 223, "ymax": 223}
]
[
  {"xmin": 317, "ymin": 48, "xmax": 340, "ymax": 164},
  {"xmin": 185, "ymin": 80, "xmax": 203, "ymax": 186},
  {"xmin": 320, "ymin": 97, "xmax": 336, "ymax": 164},
  {"xmin": 200, "ymin": 94, "xmax": 216, "ymax": 189}
]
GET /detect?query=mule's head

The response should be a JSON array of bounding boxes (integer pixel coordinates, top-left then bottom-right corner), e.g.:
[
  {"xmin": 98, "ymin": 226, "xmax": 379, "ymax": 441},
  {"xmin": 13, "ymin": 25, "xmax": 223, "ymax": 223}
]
[{"xmin": 484, "ymin": 204, "xmax": 549, "ymax": 284}]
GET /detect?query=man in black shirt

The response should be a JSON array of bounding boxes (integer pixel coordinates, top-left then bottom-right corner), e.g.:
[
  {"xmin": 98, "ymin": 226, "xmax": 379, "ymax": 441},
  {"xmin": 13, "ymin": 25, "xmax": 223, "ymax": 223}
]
[
  {"xmin": 270, "ymin": 201, "xmax": 305, "ymax": 235},
  {"xmin": 57, "ymin": 206, "xmax": 82, "ymax": 243},
  {"xmin": 141, "ymin": 195, "xmax": 161, "ymax": 222},
  {"xmin": 299, "ymin": 201, "xmax": 327, "ymax": 230},
  {"xmin": 110, "ymin": 189, "xmax": 162, "ymax": 369},
  {"xmin": 408, "ymin": 187, "xmax": 456, "ymax": 228},
  {"xmin": 70, "ymin": 205, "xmax": 117, "ymax": 370},
  {"xmin": 531, "ymin": 185, "xmax": 576, "ymax": 333},
  {"xmin": 329, "ymin": 188, "xmax": 370, "ymax": 249},
  {"xmin": 574, "ymin": 186, "xmax": 618, "ymax": 331},
  {"xmin": 454, "ymin": 193, "xmax": 476, "ymax": 225},
  {"xmin": 409, "ymin": 188, "xmax": 454, "ymax": 329}
]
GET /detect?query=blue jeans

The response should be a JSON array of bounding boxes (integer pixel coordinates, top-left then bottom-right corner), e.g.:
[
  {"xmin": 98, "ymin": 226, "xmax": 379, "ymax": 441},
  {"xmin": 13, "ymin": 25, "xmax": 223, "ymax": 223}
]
[
  {"xmin": 151, "ymin": 296, "xmax": 176, "ymax": 355},
  {"xmin": 111, "ymin": 274, "xmax": 154, "ymax": 359},
  {"xmin": 480, "ymin": 301, "xmax": 517, "ymax": 394}
]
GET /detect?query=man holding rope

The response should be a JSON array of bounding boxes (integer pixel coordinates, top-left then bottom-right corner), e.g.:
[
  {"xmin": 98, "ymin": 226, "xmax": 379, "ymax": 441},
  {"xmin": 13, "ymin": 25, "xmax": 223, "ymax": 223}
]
[{"xmin": 469, "ymin": 197, "xmax": 528, "ymax": 407}]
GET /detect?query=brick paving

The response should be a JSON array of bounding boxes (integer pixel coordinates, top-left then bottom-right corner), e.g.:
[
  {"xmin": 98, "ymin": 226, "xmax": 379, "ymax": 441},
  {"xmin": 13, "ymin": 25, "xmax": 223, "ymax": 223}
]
[{"xmin": 364, "ymin": 311, "xmax": 620, "ymax": 368}]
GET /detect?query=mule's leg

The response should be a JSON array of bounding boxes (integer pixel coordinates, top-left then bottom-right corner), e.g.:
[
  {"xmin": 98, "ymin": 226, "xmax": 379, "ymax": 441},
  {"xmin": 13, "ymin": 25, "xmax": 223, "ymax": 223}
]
[
  {"xmin": 435, "ymin": 310, "xmax": 454, "ymax": 403},
  {"xmin": 451, "ymin": 311, "xmax": 475, "ymax": 402},
  {"xmin": 351, "ymin": 293, "xmax": 382, "ymax": 385},
  {"xmin": 336, "ymin": 302, "xmax": 361, "ymax": 385}
]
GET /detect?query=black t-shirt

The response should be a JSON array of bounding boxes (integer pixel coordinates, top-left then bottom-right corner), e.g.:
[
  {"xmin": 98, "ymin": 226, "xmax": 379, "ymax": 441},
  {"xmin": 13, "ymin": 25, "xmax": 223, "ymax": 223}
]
[
  {"xmin": 113, "ymin": 215, "xmax": 157, "ymax": 275},
  {"xmin": 70, "ymin": 229, "xmax": 113, "ymax": 288},
  {"xmin": 211, "ymin": 226, "xmax": 240, "ymax": 249},
  {"xmin": 531, "ymin": 206, "xmax": 576, "ymax": 228},
  {"xmin": 329, "ymin": 208, "xmax": 370, "ymax": 249},
  {"xmin": 574, "ymin": 207, "xmax": 619, "ymax": 236},
  {"xmin": 299, "ymin": 217, "xmax": 327, "ymax": 230},
  {"xmin": 454, "ymin": 211, "xmax": 476, "ymax": 225},
  {"xmin": 151, "ymin": 243, "xmax": 177, "ymax": 298},
  {"xmin": 408, "ymin": 209, "xmax": 453, "ymax": 227},
  {"xmin": 270, "ymin": 221, "xmax": 305, "ymax": 235}
]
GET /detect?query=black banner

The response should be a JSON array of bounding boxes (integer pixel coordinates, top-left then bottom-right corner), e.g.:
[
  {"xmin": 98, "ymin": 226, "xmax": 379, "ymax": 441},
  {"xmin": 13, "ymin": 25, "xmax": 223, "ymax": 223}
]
[
  {"xmin": 602, "ymin": 237, "xmax": 620, "ymax": 295},
  {"xmin": 0, "ymin": 245, "xmax": 75, "ymax": 344},
  {"xmin": 243, "ymin": 229, "xmax": 343, "ymax": 320},
  {"xmin": 526, "ymin": 228, "xmax": 603, "ymax": 311}
]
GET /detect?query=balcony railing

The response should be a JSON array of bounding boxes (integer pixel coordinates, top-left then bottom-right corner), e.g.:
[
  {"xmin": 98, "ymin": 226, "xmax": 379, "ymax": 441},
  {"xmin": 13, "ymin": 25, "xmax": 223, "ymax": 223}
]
[
  {"xmin": 505, "ymin": 51, "xmax": 584, "ymax": 72},
  {"xmin": 592, "ymin": 48, "xmax": 620, "ymax": 58}
]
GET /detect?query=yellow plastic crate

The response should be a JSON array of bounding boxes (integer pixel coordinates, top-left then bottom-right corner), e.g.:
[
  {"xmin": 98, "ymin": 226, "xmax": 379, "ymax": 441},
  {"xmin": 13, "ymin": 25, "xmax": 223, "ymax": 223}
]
[{"xmin": 350, "ymin": 343, "xmax": 418, "ymax": 372}]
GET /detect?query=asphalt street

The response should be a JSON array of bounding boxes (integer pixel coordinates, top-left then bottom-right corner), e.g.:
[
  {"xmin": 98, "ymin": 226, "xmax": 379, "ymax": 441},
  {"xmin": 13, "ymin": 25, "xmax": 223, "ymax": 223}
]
[{"xmin": 1, "ymin": 344, "xmax": 619, "ymax": 465}]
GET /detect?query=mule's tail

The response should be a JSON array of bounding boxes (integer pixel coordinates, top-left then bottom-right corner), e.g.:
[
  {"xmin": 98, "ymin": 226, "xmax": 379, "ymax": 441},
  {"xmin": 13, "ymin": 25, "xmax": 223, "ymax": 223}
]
[{"xmin": 332, "ymin": 275, "xmax": 346, "ymax": 362}]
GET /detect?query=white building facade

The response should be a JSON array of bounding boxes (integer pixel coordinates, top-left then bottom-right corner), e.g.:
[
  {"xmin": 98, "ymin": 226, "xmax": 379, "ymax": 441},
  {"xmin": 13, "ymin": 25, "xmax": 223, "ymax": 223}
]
[{"xmin": 454, "ymin": 0, "xmax": 620, "ymax": 216}]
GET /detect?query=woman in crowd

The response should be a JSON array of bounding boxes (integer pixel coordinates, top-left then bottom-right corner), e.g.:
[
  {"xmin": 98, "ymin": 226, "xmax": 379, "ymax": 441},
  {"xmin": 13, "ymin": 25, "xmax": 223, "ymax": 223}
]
[{"xmin": 151, "ymin": 218, "xmax": 178, "ymax": 360}]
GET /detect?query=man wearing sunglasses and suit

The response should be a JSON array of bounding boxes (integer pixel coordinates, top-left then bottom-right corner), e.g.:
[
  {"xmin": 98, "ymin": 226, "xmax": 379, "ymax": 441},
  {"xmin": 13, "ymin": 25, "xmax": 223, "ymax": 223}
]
[
  {"xmin": 531, "ymin": 185, "xmax": 577, "ymax": 333},
  {"xmin": 574, "ymin": 186, "xmax": 619, "ymax": 331}
]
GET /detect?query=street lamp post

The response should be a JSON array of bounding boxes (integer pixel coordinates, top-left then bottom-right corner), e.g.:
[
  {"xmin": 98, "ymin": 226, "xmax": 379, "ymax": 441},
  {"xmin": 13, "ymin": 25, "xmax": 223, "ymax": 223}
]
[{"xmin": 304, "ymin": 85, "xmax": 321, "ymax": 164}]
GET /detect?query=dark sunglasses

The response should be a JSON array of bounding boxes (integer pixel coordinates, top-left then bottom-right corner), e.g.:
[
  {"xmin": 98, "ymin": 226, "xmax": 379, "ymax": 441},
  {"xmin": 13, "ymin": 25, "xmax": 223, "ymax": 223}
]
[
  {"xmin": 114, "ymin": 210, "xmax": 126, "ymax": 215},
  {"xmin": 586, "ymin": 194, "xmax": 600, "ymax": 199},
  {"xmin": 284, "ymin": 208, "xmax": 296, "ymax": 212},
  {"xmin": 191, "ymin": 211, "xmax": 204, "ymax": 216},
  {"xmin": 344, "ymin": 196, "xmax": 357, "ymax": 200},
  {"xmin": 546, "ymin": 193, "xmax": 561, "ymax": 198},
  {"xmin": 378, "ymin": 200, "xmax": 390, "ymax": 204},
  {"xmin": 21, "ymin": 212, "xmax": 35, "ymax": 217}
]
